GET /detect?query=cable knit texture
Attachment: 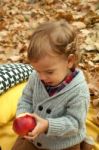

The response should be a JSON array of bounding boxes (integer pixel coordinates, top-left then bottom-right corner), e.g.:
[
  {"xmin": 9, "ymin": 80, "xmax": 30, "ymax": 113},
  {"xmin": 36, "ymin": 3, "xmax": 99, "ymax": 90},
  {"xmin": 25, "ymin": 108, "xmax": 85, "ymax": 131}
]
[{"xmin": 16, "ymin": 69, "xmax": 90, "ymax": 150}]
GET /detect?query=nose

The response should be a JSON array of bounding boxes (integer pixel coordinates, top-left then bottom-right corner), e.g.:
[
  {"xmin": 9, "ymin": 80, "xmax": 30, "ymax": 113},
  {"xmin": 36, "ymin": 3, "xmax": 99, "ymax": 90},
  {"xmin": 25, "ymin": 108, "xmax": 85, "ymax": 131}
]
[{"xmin": 38, "ymin": 73, "xmax": 47, "ymax": 81}]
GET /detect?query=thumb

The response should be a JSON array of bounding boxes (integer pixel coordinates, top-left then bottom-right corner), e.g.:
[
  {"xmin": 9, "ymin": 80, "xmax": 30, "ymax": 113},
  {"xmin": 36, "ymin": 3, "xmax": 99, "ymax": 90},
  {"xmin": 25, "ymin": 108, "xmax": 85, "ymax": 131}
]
[{"xmin": 28, "ymin": 124, "xmax": 40, "ymax": 136}]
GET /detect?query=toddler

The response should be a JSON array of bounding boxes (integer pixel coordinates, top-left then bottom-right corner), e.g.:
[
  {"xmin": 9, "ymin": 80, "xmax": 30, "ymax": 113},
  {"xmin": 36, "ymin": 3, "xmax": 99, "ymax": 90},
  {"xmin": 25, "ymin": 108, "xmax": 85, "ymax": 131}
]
[{"xmin": 12, "ymin": 20, "xmax": 93, "ymax": 150}]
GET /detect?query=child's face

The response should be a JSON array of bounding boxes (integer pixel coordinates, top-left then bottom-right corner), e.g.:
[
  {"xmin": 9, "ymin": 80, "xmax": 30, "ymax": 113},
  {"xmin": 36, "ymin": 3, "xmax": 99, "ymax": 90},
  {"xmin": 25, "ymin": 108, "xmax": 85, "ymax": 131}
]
[{"xmin": 31, "ymin": 54, "xmax": 74, "ymax": 86}]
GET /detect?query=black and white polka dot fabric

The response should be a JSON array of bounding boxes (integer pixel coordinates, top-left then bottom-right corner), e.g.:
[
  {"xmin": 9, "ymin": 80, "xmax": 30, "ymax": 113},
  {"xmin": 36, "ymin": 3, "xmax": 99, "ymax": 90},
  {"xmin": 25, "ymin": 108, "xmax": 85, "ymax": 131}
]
[{"xmin": 0, "ymin": 63, "xmax": 33, "ymax": 95}]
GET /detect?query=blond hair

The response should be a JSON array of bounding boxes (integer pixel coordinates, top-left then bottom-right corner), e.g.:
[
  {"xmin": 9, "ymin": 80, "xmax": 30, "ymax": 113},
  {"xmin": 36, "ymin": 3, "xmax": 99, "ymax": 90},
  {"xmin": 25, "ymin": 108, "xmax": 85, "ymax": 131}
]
[{"xmin": 27, "ymin": 20, "xmax": 80, "ymax": 65}]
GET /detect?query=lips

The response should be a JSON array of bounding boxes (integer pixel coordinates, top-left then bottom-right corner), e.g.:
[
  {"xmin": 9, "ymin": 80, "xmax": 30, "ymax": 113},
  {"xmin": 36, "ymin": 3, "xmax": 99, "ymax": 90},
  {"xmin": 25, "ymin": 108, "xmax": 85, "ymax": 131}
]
[
  {"xmin": 45, "ymin": 82, "xmax": 53, "ymax": 86},
  {"xmin": 42, "ymin": 80, "xmax": 51, "ymax": 85}
]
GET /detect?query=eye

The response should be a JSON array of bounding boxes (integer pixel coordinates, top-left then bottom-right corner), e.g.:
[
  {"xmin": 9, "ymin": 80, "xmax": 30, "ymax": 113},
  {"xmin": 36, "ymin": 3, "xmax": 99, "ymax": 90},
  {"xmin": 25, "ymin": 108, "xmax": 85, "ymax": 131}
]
[{"xmin": 46, "ymin": 71, "xmax": 54, "ymax": 74}]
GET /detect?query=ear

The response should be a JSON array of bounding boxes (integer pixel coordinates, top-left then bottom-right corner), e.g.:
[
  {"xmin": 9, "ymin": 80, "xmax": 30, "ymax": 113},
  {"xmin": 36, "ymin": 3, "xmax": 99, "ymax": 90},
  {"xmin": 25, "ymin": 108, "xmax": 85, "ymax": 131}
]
[{"xmin": 67, "ymin": 54, "xmax": 76, "ymax": 69}]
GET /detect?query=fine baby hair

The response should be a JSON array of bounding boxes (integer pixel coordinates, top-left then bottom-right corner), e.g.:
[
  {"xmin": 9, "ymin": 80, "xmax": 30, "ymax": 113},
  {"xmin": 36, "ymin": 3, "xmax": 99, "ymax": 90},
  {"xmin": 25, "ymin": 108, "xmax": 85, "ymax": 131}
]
[{"xmin": 27, "ymin": 20, "xmax": 80, "ymax": 67}]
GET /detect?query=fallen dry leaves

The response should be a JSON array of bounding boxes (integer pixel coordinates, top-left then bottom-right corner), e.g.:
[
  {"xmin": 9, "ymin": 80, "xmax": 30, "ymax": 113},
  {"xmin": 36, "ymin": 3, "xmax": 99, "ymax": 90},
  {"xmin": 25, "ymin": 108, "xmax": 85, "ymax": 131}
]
[{"xmin": 0, "ymin": 0, "xmax": 99, "ymax": 129}]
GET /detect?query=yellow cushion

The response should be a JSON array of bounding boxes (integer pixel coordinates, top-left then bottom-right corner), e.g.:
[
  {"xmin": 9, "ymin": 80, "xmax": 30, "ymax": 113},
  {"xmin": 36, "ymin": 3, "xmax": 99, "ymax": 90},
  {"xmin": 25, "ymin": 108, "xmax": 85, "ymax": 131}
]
[
  {"xmin": 0, "ymin": 82, "xmax": 26, "ymax": 150},
  {"xmin": 0, "ymin": 82, "xmax": 27, "ymax": 126},
  {"xmin": 0, "ymin": 121, "xmax": 18, "ymax": 150}
]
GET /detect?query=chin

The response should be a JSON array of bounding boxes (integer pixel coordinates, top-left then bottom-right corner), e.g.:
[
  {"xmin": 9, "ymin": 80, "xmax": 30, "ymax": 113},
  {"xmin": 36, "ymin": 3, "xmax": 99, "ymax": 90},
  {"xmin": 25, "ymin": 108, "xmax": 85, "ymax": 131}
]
[
  {"xmin": 48, "ymin": 83, "xmax": 59, "ymax": 87},
  {"xmin": 50, "ymin": 81, "xmax": 63, "ymax": 87}
]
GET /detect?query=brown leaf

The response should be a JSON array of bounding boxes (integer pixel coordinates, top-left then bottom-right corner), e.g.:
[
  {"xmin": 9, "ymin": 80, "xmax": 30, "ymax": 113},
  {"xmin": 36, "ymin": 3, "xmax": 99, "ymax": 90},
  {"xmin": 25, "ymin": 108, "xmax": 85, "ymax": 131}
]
[
  {"xmin": 45, "ymin": 0, "xmax": 55, "ymax": 5},
  {"xmin": 55, "ymin": 11, "xmax": 74, "ymax": 21},
  {"xmin": 92, "ymin": 99, "xmax": 99, "ymax": 107},
  {"xmin": 72, "ymin": 21, "xmax": 86, "ymax": 29},
  {"xmin": 93, "ymin": 115, "xmax": 99, "ymax": 126},
  {"xmin": 0, "ymin": 54, "xmax": 7, "ymax": 63},
  {"xmin": 19, "ymin": 45, "xmax": 27, "ymax": 53},
  {"xmin": 7, "ymin": 55, "xmax": 22, "ymax": 62}
]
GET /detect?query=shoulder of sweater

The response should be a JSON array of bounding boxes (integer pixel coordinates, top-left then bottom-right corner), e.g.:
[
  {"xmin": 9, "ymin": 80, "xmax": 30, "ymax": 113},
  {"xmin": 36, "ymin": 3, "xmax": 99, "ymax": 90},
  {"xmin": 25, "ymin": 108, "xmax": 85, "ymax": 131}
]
[
  {"xmin": 58, "ymin": 69, "xmax": 88, "ymax": 94},
  {"xmin": 29, "ymin": 70, "xmax": 37, "ymax": 79},
  {"xmin": 72, "ymin": 68, "xmax": 86, "ymax": 84}
]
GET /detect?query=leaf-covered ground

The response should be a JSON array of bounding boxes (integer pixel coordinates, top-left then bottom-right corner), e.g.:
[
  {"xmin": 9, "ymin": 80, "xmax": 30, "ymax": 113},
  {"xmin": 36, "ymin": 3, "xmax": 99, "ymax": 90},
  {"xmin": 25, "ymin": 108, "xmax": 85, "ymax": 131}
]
[{"xmin": 0, "ymin": 0, "xmax": 99, "ymax": 126}]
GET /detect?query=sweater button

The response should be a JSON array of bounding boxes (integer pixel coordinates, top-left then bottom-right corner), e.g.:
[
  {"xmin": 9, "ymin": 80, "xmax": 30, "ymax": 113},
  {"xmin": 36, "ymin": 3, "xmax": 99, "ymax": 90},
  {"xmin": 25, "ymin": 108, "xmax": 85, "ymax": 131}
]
[
  {"xmin": 37, "ymin": 142, "xmax": 42, "ymax": 147},
  {"xmin": 46, "ymin": 108, "xmax": 51, "ymax": 114},
  {"xmin": 38, "ymin": 105, "xmax": 43, "ymax": 111}
]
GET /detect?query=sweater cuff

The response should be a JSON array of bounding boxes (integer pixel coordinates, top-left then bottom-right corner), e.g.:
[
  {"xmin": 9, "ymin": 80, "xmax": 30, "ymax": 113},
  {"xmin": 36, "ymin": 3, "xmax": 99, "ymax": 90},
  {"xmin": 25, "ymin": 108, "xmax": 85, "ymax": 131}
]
[
  {"xmin": 46, "ymin": 118, "xmax": 66, "ymax": 137},
  {"xmin": 46, "ymin": 118, "xmax": 78, "ymax": 137}
]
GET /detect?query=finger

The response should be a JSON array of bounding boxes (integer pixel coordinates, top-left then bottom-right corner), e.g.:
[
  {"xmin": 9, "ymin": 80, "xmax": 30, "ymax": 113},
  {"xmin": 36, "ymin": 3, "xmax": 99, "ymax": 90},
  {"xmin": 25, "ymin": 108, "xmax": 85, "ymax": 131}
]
[
  {"xmin": 28, "ymin": 132, "xmax": 33, "ymax": 136},
  {"xmin": 24, "ymin": 134, "xmax": 39, "ymax": 140},
  {"xmin": 24, "ymin": 135, "xmax": 31, "ymax": 140},
  {"xmin": 32, "ymin": 134, "xmax": 39, "ymax": 140},
  {"xmin": 17, "ymin": 113, "xmax": 32, "ymax": 118},
  {"xmin": 24, "ymin": 135, "xmax": 33, "ymax": 140},
  {"xmin": 28, "ymin": 128, "xmax": 39, "ymax": 137},
  {"xmin": 28, "ymin": 121, "xmax": 40, "ymax": 136},
  {"xmin": 32, "ymin": 113, "xmax": 40, "ymax": 120}
]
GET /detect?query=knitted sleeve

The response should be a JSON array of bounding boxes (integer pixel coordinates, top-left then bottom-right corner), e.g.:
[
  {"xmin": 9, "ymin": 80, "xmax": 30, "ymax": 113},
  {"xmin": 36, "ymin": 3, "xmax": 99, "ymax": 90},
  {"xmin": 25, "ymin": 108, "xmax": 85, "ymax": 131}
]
[
  {"xmin": 16, "ymin": 71, "xmax": 36, "ymax": 116},
  {"xmin": 46, "ymin": 84, "xmax": 90, "ymax": 137}
]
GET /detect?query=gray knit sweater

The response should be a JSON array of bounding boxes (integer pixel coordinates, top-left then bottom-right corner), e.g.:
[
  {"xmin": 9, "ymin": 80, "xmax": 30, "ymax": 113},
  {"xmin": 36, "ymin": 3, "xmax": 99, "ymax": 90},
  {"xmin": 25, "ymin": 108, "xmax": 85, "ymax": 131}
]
[{"xmin": 16, "ymin": 69, "xmax": 90, "ymax": 150}]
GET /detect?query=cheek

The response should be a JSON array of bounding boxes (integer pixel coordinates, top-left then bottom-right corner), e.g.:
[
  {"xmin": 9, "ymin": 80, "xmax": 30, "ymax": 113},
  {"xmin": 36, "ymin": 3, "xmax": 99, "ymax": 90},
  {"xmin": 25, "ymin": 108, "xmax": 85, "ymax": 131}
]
[
  {"xmin": 51, "ymin": 74, "xmax": 60, "ymax": 81},
  {"xmin": 57, "ymin": 71, "xmax": 67, "ymax": 80},
  {"xmin": 46, "ymin": 74, "xmax": 56, "ymax": 81}
]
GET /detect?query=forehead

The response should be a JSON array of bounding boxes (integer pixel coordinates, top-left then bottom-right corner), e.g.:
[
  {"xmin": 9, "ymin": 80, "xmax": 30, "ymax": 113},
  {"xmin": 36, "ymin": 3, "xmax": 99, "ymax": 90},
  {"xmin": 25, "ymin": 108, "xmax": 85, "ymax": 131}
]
[{"xmin": 31, "ymin": 55, "xmax": 66, "ymax": 70}]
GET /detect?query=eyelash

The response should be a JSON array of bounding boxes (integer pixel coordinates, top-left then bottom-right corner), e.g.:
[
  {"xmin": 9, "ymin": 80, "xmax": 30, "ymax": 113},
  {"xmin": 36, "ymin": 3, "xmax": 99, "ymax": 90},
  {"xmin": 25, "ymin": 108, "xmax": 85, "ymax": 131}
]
[
  {"xmin": 37, "ymin": 71, "xmax": 53, "ymax": 75},
  {"xmin": 46, "ymin": 71, "xmax": 53, "ymax": 74}
]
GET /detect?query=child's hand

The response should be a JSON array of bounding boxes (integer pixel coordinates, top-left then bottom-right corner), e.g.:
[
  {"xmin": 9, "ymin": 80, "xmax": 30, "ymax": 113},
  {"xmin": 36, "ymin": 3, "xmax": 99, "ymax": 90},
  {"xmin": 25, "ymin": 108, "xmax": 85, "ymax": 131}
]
[
  {"xmin": 16, "ymin": 113, "xmax": 32, "ymax": 118},
  {"xmin": 24, "ymin": 113, "xmax": 49, "ymax": 140}
]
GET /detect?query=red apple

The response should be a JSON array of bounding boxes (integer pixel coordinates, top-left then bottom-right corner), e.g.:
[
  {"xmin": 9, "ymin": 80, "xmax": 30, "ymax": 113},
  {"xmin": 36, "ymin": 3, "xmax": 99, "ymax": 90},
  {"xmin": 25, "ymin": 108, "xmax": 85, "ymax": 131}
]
[{"xmin": 13, "ymin": 114, "xmax": 36, "ymax": 136}]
